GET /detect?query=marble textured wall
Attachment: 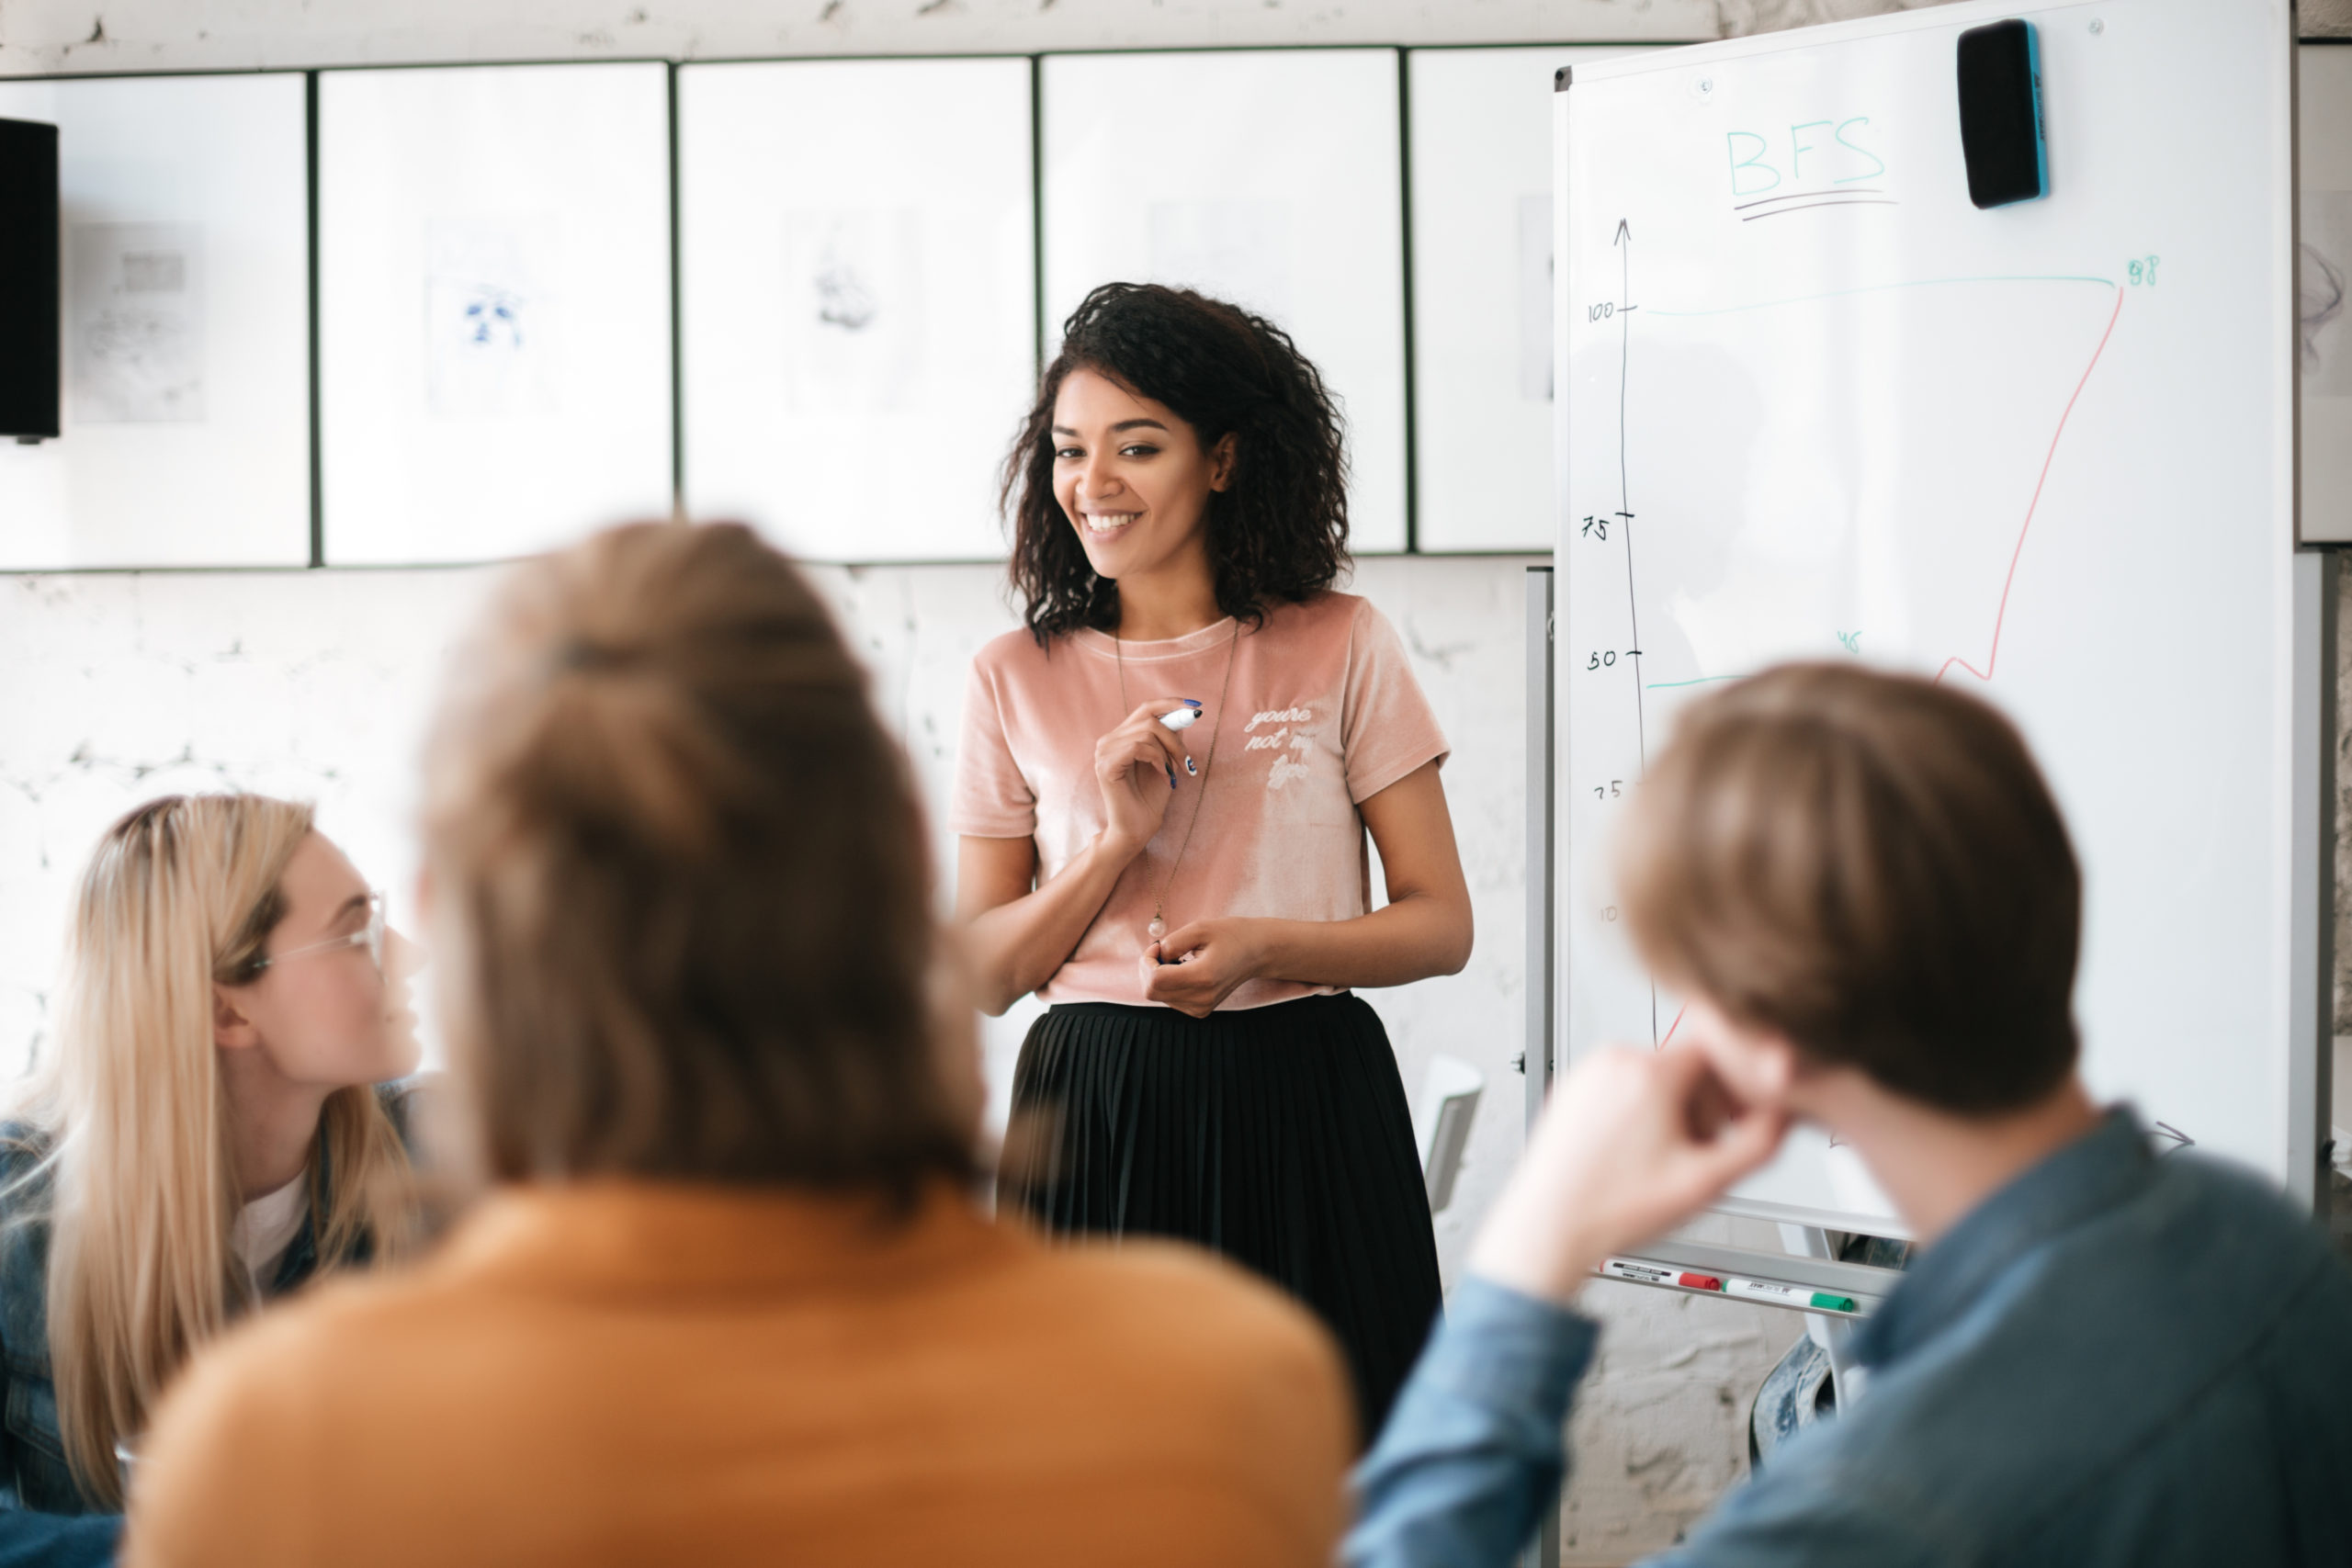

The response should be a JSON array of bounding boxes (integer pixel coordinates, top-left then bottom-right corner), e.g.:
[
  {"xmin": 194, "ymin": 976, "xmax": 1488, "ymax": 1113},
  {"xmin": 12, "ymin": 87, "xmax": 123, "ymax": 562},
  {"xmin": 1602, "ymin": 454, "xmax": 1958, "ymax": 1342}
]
[
  {"xmin": 1726, "ymin": 0, "xmax": 2352, "ymax": 36},
  {"xmin": 0, "ymin": 0, "xmax": 1720, "ymax": 73}
]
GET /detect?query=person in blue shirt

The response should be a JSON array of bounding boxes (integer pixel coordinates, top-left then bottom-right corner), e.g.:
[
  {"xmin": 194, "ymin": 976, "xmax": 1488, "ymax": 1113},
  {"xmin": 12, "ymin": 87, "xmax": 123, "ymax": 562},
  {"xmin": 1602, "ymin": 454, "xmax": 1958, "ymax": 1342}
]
[{"xmin": 1349, "ymin": 661, "xmax": 2352, "ymax": 1568}]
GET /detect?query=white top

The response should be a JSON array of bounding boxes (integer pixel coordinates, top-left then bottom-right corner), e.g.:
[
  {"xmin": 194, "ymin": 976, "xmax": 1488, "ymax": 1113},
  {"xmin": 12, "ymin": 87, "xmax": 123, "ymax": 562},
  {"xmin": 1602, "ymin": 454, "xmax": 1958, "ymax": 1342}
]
[{"xmin": 231, "ymin": 1174, "xmax": 309, "ymax": 1294}]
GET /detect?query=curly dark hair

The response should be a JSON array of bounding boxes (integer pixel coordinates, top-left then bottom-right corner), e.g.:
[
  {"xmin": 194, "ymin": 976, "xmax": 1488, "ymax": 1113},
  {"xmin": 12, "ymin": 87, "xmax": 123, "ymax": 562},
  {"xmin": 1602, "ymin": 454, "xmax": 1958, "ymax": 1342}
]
[{"xmin": 1001, "ymin": 282, "xmax": 1351, "ymax": 645}]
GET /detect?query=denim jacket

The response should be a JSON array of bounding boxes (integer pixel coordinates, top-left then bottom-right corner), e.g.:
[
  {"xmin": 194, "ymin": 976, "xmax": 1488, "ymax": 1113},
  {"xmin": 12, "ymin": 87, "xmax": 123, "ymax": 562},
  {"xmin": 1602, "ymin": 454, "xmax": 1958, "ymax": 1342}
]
[
  {"xmin": 0, "ymin": 1082, "xmax": 418, "ymax": 1520},
  {"xmin": 1348, "ymin": 1109, "xmax": 2352, "ymax": 1568}
]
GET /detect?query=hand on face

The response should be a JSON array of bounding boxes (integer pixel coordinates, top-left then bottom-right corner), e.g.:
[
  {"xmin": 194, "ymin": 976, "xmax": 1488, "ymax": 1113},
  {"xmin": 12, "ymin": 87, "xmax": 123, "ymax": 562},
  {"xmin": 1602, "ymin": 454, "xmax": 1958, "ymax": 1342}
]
[
  {"xmin": 1137, "ymin": 917, "xmax": 1267, "ymax": 1018},
  {"xmin": 214, "ymin": 831, "xmax": 424, "ymax": 1089},
  {"xmin": 1467, "ymin": 1032, "xmax": 1792, "ymax": 1306},
  {"xmin": 1094, "ymin": 699, "xmax": 1199, "ymax": 855},
  {"xmin": 1050, "ymin": 367, "xmax": 1234, "ymax": 587}
]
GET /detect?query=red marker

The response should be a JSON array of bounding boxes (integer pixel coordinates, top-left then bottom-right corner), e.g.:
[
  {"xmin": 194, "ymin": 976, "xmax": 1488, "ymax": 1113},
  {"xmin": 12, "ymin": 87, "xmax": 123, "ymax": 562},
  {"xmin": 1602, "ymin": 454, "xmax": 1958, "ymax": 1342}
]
[{"xmin": 1600, "ymin": 1258, "xmax": 1723, "ymax": 1292}]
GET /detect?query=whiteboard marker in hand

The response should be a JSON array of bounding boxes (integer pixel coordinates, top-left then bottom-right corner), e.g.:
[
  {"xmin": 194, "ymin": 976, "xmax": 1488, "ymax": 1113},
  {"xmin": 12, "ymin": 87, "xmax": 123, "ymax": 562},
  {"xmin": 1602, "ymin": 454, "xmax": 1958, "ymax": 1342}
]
[{"xmin": 1159, "ymin": 701, "xmax": 1204, "ymax": 778}]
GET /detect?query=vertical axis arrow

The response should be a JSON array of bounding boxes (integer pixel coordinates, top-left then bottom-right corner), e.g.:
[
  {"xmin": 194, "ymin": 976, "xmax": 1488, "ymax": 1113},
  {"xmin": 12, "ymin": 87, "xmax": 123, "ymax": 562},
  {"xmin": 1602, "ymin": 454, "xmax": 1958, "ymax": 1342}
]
[
  {"xmin": 1611, "ymin": 217, "xmax": 1657, "ymax": 1046},
  {"xmin": 1613, "ymin": 218, "xmax": 1645, "ymax": 773}
]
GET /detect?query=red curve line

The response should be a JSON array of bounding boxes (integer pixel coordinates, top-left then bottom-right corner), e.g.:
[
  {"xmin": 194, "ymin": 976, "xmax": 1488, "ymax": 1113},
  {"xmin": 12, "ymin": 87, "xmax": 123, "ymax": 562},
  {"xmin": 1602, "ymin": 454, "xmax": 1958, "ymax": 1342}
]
[
  {"xmin": 1935, "ymin": 284, "xmax": 2126, "ymax": 686},
  {"xmin": 1659, "ymin": 1002, "xmax": 1690, "ymax": 1049}
]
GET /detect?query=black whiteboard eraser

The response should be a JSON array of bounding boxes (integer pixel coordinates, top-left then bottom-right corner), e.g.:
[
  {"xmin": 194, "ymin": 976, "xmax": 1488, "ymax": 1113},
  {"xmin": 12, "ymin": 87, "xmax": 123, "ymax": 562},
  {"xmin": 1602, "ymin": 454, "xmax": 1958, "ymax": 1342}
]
[{"xmin": 1956, "ymin": 19, "xmax": 2048, "ymax": 209}]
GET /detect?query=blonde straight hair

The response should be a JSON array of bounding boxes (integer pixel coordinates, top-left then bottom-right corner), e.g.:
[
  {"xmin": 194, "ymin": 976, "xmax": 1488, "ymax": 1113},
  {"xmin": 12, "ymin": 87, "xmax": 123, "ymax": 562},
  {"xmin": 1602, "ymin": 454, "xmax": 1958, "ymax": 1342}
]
[{"xmin": 18, "ymin": 795, "xmax": 413, "ymax": 1507}]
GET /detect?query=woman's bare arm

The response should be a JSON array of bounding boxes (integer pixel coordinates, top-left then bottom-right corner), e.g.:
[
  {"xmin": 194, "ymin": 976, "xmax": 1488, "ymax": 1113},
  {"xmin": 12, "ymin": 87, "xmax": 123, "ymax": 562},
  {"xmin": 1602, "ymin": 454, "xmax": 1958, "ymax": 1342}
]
[{"xmin": 956, "ymin": 831, "xmax": 1144, "ymax": 1017}]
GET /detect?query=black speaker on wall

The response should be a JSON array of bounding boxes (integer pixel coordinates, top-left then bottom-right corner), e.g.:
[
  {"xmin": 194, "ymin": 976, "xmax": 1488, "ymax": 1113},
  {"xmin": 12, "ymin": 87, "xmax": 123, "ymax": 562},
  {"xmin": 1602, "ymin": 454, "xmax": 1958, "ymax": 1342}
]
[{"xmin": 0, "ymin": 117, "xmax": 61, "ymax": 443}]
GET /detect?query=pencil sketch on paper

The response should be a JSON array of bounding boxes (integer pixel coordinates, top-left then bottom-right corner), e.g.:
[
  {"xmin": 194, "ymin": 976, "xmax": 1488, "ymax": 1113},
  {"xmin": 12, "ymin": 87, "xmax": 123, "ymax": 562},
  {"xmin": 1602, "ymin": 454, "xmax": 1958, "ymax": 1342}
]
[
  {"xmin": 1148, "ymin": 200, "xmax": 1292, "ymax": 321},
  {"xmin": 70, "ymin": 222, "xmax": 206, "ymax": 424},
  {"xmin": 1518, "ymin": 192, "xmax": 1554, "ymax": 402},
  {"xmin": 425, "ymin": 218, "xmax": 559, "ymax": 420},
  {"xmin": 780, "ymin": 208, "xmax": 925, "ymax": 415},
  {"xmin": 2301, "ymin": 192, "xmax": 2351, "ymax": 396}
]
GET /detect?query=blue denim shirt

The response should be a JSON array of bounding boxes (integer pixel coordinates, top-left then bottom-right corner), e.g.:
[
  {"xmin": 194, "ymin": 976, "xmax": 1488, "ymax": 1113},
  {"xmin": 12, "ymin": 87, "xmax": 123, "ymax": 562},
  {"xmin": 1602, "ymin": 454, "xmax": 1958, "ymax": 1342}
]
[
  {"xmin": 0, "ymin": 1081, "xmax": 419, "ymax": 1562},
  {"xmin": 1348, "ymin": 1110, "xmax": 2352, "ymax": 1568}
]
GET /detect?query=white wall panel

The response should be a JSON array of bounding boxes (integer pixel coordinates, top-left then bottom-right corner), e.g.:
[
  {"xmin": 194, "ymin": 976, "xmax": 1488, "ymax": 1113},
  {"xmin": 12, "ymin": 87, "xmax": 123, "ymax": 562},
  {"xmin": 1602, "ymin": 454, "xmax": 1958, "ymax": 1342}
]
[
  {"xmin": 1408, "ymin": 47, "xmax": 1649, "ymax": 552},
  {"xmin": 680, "ymin": 56, "xmax": 1034, "ymax": 561},
  {"xmin": 0, "ymin": 73, "xmax": 310, "ymax": 570},
  {"xmin": 1041, "ymin": 50, "xmax": 1409, "ymax": 552},
  {"xmin": 319, "ymin": 62, "xmax": 673, "ymax": 564}
]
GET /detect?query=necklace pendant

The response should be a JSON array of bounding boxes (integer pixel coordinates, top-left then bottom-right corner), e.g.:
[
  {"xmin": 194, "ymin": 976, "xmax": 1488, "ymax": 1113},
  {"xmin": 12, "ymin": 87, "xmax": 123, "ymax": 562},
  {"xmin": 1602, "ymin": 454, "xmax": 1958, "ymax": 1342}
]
[{"xmin": 1147, "ymin": 916, "xmax": 1166, "ymax": 942}]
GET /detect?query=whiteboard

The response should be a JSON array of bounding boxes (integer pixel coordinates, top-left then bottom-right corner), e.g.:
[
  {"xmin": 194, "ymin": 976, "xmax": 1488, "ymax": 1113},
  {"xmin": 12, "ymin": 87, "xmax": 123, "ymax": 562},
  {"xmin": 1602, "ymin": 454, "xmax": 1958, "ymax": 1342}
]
[
  {"xmin": 2301, "ymin": 42, "xmax": 2352, "ymax": 543},
  {"xmin": 319, "ymin": 63, "xmax": 673, "ymax": 566},
  {"xmin": 1556, "ymin": 0, "xmax": 2303, "ymax": 1232},
  {"xmin": 0, "ymin": 73, "xmax": 309, "ymax": 570},
  {"xmin": 1041, "ymin": 50, "xmax": 1408, "ymax": 553},
  {"xmin": 1408, "ymin": 47, "xmax": 1649, "ymax": 553},
  {"xmin": 679, "ymin": 57, "xmax": 1035, "ymax": 562}
]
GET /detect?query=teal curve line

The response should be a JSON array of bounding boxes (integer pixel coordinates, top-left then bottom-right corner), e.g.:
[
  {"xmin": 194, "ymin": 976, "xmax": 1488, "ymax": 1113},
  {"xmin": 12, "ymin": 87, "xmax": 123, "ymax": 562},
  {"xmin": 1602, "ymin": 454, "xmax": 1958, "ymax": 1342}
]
[
  {"xmin": 1644, "ymin": 273, "xmax": 2117, "ymax": 319},
  {"xmin": 1645, "ymin": 674, "xmax": 1741, "ymax": 690}
]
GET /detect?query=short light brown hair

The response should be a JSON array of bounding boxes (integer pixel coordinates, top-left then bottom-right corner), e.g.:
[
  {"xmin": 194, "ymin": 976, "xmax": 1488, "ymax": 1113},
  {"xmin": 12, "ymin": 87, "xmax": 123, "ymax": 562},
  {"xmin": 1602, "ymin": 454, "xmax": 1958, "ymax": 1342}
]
[
  {"xmin": 422, "ymin": 522, "xmax": 976, "ymax": 1192},
  {"xmin": 1618, "ymin": 663, "xmax": 2080, "ymax": 1114}
]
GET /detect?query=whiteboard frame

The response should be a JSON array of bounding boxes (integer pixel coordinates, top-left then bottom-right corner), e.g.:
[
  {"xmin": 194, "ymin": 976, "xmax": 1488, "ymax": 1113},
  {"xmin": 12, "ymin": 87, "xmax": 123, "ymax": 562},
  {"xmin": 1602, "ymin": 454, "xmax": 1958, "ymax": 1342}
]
[{"xmin": 1550, "ymin": 0, "xmax": 2326, "ymax": 1235}]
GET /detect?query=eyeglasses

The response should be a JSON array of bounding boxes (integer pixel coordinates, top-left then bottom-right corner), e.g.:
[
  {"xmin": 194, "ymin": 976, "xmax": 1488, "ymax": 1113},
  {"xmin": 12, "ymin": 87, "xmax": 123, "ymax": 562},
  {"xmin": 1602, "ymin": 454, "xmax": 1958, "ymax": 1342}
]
[{"xmin": 253, "ymin": 890, "xmax": 386, "ymax": 975}]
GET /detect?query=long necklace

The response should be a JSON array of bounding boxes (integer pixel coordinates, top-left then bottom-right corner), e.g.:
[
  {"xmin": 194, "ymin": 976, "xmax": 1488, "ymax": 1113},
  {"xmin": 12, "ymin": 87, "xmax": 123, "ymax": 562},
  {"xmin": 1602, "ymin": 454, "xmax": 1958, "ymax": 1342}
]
[{"xmin": 1118, "ymin": 616, "xmax": 1243, "ymax": 944}]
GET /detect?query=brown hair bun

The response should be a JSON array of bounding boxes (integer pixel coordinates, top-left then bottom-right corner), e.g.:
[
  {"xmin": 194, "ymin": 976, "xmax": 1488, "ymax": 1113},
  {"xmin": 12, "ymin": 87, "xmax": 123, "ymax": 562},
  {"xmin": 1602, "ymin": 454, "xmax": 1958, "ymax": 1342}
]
[{"xmin": 423, "ymin": 521, "xmax": 975, "ymax": 1193}]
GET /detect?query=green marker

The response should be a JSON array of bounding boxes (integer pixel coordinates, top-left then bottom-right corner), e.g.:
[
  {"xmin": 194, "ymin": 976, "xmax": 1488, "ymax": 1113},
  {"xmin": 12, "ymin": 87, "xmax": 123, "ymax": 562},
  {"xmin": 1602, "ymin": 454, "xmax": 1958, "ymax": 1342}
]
[{"xmin": 1725, "ymin": 1277, "xmax": 1859, "ymax": 1314}]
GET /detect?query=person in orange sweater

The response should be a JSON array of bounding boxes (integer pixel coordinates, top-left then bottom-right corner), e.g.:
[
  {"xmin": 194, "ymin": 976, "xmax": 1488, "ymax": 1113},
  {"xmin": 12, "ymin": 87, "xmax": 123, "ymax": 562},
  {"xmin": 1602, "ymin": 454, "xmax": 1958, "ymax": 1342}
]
[{"xmin": 122, "ymin": 520, "xmax": 1352, "ymax": 1568}]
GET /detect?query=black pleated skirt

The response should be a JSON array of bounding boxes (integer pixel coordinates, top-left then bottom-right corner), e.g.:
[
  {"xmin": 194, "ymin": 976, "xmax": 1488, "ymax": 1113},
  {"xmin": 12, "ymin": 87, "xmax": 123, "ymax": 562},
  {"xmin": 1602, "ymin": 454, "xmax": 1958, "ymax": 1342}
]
[{"xmin": 999, "ymin": 992, "xmax": 1442, "ymax": 1443}]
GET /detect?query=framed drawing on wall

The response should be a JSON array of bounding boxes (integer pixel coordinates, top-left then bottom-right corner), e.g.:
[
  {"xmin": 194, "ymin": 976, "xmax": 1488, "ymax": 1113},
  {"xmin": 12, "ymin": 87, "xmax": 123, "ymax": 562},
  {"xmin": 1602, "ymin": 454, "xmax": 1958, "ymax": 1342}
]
[
  {"xmin": 0, "ymin": 73, "xmax": 310, "ymax": 570},
  {"xmin": 1408, "ymin": 47, "xmax": 1651, "ymax": 554},
  {"xmin": 1040, "ymin": 50, "xmax": 1408, "ymax": 553},
  {"xmin": 2301, "ymin": 41, "xmax": 2352, "ymax": 544},
  {"xmin": 679, "ymin": 56, "xmax": 1035, "ymax": 563},
  {"xmin": 319, "ymin": 62, "xmax": 673, "ymax": 565}
]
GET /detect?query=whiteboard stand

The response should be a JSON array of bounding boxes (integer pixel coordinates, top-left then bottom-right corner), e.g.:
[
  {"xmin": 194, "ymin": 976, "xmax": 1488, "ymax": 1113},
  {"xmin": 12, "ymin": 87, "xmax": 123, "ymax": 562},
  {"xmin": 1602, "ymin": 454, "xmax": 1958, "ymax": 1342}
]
[
  {"xmin": 1524, "ymin": 567, "xmax": 1558, "ymax": 1135},
  {"xmin": 1521, "ymin": 566, "xmax": 1561, "ymax": 1568},
  {"xmin": 2292, "ymin": 546, "xmax": 2336, "ymax": 1218},
  {"xmin": 1777, "ymin": 1224, "xmax": 1871, "ymax": 1409}
]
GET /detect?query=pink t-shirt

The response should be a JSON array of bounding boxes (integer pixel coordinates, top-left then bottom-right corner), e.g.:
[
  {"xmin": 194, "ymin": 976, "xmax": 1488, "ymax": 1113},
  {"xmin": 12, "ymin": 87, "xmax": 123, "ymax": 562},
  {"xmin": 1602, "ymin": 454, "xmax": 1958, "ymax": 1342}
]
[{"xmin": 953, "ymin": 592, "xmax": 1450, "ymax": 1010}]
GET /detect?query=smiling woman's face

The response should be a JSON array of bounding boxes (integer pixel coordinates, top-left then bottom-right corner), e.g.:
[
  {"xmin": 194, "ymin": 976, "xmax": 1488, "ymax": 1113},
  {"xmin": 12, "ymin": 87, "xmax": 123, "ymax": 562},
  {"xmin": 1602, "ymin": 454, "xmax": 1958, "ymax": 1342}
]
[
  {"xmin": 223, "ymin": 831, "xmax": 423, "ymax": 1089},
  {"xmin": 1050, "ymin": 367, "xmax": 1233, "ymax": 590}
]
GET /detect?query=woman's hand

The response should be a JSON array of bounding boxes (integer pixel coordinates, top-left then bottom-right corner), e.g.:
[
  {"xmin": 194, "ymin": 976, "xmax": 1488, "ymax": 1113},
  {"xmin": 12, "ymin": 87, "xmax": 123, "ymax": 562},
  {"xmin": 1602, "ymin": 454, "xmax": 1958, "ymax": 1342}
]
[
  {"xmin": 1095, "ymin": 699, "xmax": 1198, "ymax": 855},
  {"xmin": 1467, "ymin": 1045, "xmax": 1790, "ymax": 1304},
  {"xmin": 1139, "ymin": 918, "xmax": 1270, "ymax": 1017}
]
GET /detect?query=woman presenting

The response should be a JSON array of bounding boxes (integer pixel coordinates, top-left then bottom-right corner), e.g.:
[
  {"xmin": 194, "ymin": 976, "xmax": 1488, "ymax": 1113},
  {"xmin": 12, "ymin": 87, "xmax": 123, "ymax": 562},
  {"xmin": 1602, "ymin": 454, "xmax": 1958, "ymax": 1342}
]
[{"xmin": 955, "ymin": 282, "xmax": 1474, "ymax": 1438}]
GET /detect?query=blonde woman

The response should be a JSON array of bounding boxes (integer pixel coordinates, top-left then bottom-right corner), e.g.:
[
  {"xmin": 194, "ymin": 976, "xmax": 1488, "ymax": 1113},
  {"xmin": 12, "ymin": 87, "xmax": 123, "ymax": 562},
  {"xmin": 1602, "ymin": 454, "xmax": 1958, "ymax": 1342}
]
[{"xmin": 0, "ymin": 795, "xmax": 422, "ymax": 1543}]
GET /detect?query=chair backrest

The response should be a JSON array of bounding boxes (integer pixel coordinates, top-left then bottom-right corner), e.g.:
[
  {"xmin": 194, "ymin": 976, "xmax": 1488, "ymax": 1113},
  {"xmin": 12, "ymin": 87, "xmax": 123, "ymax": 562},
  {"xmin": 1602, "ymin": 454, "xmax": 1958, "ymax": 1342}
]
[{"xmin": 1413, "ymin": 1055, "xmax": 1483, "ymax": 1214}]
